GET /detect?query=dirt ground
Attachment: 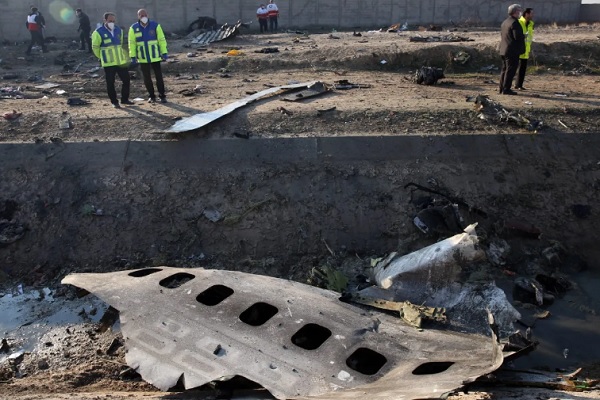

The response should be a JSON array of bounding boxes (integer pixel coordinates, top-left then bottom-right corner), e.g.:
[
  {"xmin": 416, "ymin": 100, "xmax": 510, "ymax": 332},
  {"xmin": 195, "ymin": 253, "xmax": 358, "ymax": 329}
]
[
  {"xmin": 1, "ymin": 24, "xmax": 600, "ymax": 142},
  {"xmin": 2, "ymin": 23, "xmax": 600, "ymax": 400}
]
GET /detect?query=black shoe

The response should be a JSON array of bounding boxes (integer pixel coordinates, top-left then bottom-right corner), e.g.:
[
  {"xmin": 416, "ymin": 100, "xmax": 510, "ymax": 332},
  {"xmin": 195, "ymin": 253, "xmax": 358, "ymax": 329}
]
[
  {"xmin": 515, "ymin": 86, "xmax": 527, "ymax": 91},
  {"xmin": 121, "ymin": 100, "xmax": 135, "ymax": 105},
  {"xmin": 502, "ymin": 89, "xmax": 518, "ymax": 95},
  {"xmin": 112, "ymin": 102, "xmax": 121, "ymax": 108},
  {"xmin": 159, "ymin": 96, "xmax": 167, "ymax": 103},
  {"xmin": 148, "ymin": 97, "xmax": 156, "ymax": 104}
]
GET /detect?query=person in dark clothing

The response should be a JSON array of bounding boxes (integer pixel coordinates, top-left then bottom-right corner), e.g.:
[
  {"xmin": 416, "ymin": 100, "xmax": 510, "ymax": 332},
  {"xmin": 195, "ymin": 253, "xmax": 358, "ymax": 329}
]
[
  {"xmin": 498, "ymin": 4, "xmax": 525, "ymax": 95},
  {"xmin": 76, "ymin": 8, "xmax": 93, "ymax": 53},
  {"xmin": 25, "ymin": 6, "xmax": 48, "ymax": 55}
]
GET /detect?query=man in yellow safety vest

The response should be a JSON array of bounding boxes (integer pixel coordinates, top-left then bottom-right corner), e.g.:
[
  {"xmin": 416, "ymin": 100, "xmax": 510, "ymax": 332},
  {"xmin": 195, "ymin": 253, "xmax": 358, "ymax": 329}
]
[
  {"xmin": 91, "ymin": 12, "xmax": 133, "ymax": 108},
  {"xmin": 129, "ymin": 9, "xmax": 168, "ymax": 104},
  {"xmin": 515, "ymin": 8, "xmax": 534, "ymax": 90}
]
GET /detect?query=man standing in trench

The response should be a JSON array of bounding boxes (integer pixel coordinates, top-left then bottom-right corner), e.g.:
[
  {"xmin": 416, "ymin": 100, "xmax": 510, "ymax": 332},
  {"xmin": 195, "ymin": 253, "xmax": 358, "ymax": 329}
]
[
  {"xmin": 129, "ymin": 9, "xmax": 168, "ymax": 104},
  {"xmin": 515, "ymin": 8, "xmax": 534, "ymax": 90},
  {"xmin": 498, "ymin": 4, "xmax": 525, "ymax": 95},
  {"xmin": 91, "ymin": 12, "xmax": 133, "ymax": 108}
]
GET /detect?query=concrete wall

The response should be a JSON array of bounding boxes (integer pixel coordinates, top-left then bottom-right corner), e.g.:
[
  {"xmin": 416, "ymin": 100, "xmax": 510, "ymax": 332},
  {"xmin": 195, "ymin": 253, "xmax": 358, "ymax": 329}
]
[
  {"xmin": 0, "ymin": 0, "xmax": 583, "ymax": 42},
  {"xmin": 580, "ymin": 4, "xmax": 600, "ymax": 23}
]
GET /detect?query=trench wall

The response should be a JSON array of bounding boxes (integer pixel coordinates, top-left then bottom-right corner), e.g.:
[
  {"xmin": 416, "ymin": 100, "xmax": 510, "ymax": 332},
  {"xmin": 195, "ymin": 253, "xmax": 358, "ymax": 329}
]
[
  {"xmin": 1, "ymin": 134, "xmax": 600, "ymax": 280},
  {"xmin": 0, "ymin": 0, "xmax": 583, "ymax": 42}
]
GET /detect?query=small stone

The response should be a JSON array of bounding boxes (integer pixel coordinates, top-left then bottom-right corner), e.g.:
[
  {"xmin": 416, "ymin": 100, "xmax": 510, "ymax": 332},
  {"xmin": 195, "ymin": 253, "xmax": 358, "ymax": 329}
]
[{"xmin": 38, "ymin": 359, "xmax": 49, "ymax": 370}]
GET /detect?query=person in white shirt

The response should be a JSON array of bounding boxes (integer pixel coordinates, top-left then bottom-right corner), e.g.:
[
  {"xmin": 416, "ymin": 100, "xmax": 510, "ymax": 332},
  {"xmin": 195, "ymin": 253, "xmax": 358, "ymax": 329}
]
[
  {"xmin": 256, "ymin": 4, "xmax": 268, "ymax": 33},
  {"xmin": 266, "ymin": 0, "xmax": 279, "ymax": 32}
]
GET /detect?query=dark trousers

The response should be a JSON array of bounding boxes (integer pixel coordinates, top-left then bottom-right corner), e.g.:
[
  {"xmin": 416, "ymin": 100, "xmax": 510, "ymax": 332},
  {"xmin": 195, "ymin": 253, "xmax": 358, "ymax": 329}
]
[
  {"xmin": 259, "ymin": 19, "xmax": 268, "ymax": 33},
  {"xmin": 79, "ymin": 29, "xmax": 92, "ymax": 52},
  {"xmin": 516, "ymin": 58, "xmax": 528, "ymax": 88},
  {"xmin": 140, "ymin": 62, "xmax": 165, "ymax": 100},
  {"xmin": 499, "ymin": 55, "xmax": 519, "ymax": 93},
  {"xmin": 269, "ymin": 17, "xmax": 278, "ymax": 32},
  {"xmin": 104, "ymin": 66, "xmax": 131, "ymax": 104},
  {"xmin": 26, "ymin": 30, "xmax": 47, "ymax": 54}
]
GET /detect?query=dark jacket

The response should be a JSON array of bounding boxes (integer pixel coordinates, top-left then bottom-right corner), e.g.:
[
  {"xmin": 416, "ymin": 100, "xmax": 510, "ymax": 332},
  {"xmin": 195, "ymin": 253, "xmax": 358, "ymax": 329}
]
[
  {"xmin": 499, "ymin": 15, "xmax": 525, "ymax": 57},
  {"xmin": 78, "ymin": 12, "xmax": 91, "ymax": 32}
]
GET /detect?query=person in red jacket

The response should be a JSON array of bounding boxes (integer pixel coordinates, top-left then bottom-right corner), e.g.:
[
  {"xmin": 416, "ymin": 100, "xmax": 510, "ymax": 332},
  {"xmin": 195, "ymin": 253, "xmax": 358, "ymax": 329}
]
[
  {"xmin": 25, "ymin": 6, "xmax": 48, "ymax": 55},
  {"xmin": 266, "ymin": 0, "xmax": 279, "ymax": 32},
  {"xmin": 256, "ymin": 4, "xmax": 268, "ymax": 33}
]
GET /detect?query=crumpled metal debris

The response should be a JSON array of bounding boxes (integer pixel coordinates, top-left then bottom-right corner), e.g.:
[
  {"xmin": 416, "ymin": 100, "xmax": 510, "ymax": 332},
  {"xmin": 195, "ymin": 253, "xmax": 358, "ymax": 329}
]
[
  {"xmin": 372, "ymin": 224, "xmax": 484, "ymax": 290},
  {"xmin": 167, "ymin": 81, "xmax": 319, "ymax": 133},
  {"xmin": 481, "ymin": 368, "xmax": 600, "ymax": 391},
  {"xmin": 345, "ymin": 293, "xmax": 446, "ymax": 329},
  {"xmin": 470, "ymin": 94, "xmax": 543, "ymax": 131},
  {"xmin": 281, "ymin": 81, "xmax": 331, "ymax": 102},
  {"xmin": 334, "ymin": 80, "xmax": 372, "ymax": 90},
  {"xmin": 0, "ymin": 87, "xmax": 25, "ymax": 99},
  {"xmin": 191, "ymin": 21, "xmax": 245, "ymax": 45},
  {"xmin": 418, "ymin": 25, "xmax": 442, "ymax": 32},
  {"xmin": 409, "ymin": 34, "xmax": 473, "ymax": 42},
  {"xmin": 254, "ymin": 47, "xmax": 279, "ymax": 54},
  {"xmin": 413, "ymin": 203, "xmax": 463, "ymax": 236},
  {"xmin": 63, "ymin": 267, "xmax": 505, "ymax": 400},
  {"xmin": 414, "ymin": 66, "xmax": 445, "ymax": 85},
  {"xmin": 366, "ymin": 224, "xmax": 521, "ymax": 335},
  {"xmin": 513, "ymin": 276, "xmax": 556, "ymax": 306},
  {"xmin": 66, "ymin": 97, "xmax": 89, "ymax": 106},
  {"xmin": 360, "ymin": 281, "xmax": 521, "ymax": 337},
  {"xmin": 387, "ymin": 21, "xmax": 408, "ymax": 32},
  {"xmin": 453, "ymin": 50, "xmax": 471, "ymax": 65}
]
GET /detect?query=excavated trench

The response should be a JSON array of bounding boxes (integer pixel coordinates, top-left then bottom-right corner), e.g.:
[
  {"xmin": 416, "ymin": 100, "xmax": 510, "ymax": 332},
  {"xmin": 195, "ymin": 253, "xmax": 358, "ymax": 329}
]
[
  {"xmin": 1, "ymin": 131, "xmax": 600, "ymax": 394},
  {"xmin": 1, "ymin": 133, "xmax": 599, "ymax": 275},
  {"xmin": 2, "ymin": 29, "xmax": 600, "ymax": 397}
]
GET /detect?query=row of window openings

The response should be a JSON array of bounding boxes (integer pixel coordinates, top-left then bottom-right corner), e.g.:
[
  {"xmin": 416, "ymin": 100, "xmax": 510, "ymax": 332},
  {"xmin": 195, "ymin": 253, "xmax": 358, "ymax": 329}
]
[{"xmin": 129, "ymin": 268, "xmax": 455, "ymax": 376}]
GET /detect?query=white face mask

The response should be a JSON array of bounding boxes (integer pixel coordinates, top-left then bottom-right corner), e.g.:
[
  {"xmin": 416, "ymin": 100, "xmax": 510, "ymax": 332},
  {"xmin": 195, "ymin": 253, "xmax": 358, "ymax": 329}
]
[
  {"xmin": 140, "ymin": 17, "xmax": 148, "ymax": 24},
  {"xmin": 107, "ymin": 22, "xmax": 115, "ymax": 30}
]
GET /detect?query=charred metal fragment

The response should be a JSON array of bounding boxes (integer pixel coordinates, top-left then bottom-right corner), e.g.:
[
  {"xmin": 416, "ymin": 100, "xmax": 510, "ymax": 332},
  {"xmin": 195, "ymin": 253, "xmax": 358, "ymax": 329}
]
[{"xmin": 62, "ymin": 267, "xmax": 504, "ymax": 399}]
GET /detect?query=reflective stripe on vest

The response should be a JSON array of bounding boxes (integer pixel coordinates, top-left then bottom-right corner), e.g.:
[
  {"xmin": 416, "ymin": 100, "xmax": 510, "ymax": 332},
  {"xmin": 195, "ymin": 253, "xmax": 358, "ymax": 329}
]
[
  {"xmin": 129, "ymin": 21, "xmax": 163, "ymax": 63},
  {"xmin": 95, "ymin": 27, "xmax": 127, "ymax": 67}
]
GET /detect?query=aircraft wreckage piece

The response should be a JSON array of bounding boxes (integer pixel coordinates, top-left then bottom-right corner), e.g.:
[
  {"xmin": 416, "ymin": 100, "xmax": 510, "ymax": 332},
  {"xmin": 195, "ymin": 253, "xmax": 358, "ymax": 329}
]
[
  {"xmin": 191, "ymin": 21, "xmax": 244, "ymax": 45},
  {"xmin": 372, "ymin": 223, "xmax": 485, "ymax": 289},
  {"xmin": 167, "ymin": 81, "xmax": 318, "ymax": 133},
  {"xmin": 62, "ymin": 267, "xmax": 504, "ymax": 399}
]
